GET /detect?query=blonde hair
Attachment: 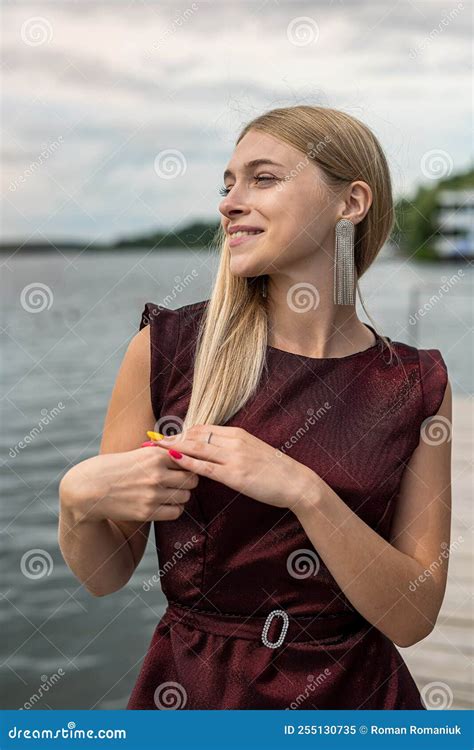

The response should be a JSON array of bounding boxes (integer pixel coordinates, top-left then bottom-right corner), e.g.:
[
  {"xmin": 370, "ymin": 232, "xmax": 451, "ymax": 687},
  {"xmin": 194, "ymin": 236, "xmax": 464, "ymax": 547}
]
[{"xmin": 183, "ymin": 105, "xmax": 398, "ymax": 430}]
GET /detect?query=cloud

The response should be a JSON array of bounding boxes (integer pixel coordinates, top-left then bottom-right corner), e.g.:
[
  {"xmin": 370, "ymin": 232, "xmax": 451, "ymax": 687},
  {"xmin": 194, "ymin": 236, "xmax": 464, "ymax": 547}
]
[{"xmin": 1, "ymin": 0, "xmax": 471, "ymax": 241}]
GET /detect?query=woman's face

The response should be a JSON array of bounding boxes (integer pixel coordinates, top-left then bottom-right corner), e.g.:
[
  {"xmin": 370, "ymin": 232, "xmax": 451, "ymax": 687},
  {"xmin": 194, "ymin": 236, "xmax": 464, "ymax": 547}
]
[{"xmin": 218, "ymin": 128, "xmax": 339, "ymax": 279}]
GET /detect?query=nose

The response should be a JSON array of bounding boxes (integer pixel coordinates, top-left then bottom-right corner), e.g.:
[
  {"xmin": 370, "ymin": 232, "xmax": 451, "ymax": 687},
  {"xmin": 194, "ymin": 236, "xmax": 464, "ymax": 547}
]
[{"xmin": 219, "ymin": 190, "xmax": 252, "ymax": 221}]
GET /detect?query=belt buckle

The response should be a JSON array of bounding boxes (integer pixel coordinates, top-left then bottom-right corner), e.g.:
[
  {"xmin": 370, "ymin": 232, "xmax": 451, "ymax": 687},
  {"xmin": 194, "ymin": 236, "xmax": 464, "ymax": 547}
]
[{"xmin": 261, "ymin": 609, "xmax": 289, "ymax": 649}]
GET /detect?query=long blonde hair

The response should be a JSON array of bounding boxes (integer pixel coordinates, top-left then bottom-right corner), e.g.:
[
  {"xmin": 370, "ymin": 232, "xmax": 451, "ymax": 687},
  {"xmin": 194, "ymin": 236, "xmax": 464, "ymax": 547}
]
[{"xmin": 183, "ymin": 105, "xmax": 398, "ymax": 430}]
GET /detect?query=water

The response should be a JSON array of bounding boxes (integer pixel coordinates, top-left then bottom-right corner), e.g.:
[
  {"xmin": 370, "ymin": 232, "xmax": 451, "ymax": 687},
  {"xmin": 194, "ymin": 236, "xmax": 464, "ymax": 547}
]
[{"xmin": 1, "ymin": 250, "xmax": 472, "ymax": 709}]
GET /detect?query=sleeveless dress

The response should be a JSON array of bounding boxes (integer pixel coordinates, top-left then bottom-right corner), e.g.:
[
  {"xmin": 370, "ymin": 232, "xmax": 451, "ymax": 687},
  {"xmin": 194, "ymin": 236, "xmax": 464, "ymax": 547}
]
[{"xmin": 127, "ymin": 298, "xmax": 448, "ymax": 711}]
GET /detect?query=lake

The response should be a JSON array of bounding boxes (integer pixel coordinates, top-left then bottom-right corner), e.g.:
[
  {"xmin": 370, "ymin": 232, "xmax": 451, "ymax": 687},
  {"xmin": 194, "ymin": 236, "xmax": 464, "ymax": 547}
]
[{"xmin": 1, "ymin": 249, "xmax": 472, "ymax": 709}]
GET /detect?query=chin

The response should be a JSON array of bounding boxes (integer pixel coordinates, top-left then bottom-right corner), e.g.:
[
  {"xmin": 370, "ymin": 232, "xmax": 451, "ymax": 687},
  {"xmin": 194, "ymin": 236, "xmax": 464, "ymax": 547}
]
[{"xmin": 228, "ymin": 261, "xmax": 262, "ymax": 279}]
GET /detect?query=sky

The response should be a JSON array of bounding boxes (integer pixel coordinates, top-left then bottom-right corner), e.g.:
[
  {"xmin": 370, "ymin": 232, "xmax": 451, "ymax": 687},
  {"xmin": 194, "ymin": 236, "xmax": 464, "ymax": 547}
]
[{"xmin": 1, "ymin": 0, "xmax": 471, "ymax": 243}]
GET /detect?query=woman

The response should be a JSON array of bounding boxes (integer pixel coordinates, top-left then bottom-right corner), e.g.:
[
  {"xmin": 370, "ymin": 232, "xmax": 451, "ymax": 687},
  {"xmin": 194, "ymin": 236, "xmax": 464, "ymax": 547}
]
[{"xmin": 59, "ymin": 105, "xmax": 451, "ymax": 710}]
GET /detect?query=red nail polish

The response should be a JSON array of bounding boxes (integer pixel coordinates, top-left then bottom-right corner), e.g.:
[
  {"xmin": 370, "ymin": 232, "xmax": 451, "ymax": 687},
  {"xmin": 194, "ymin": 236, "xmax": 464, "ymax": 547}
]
[
  {"xmin": 141, "ymin": 441, "xmax": 158, "ymax": 447},
  {"xmin": 169, "ymin": 449, "xmax": 183, "ymax": 459}
]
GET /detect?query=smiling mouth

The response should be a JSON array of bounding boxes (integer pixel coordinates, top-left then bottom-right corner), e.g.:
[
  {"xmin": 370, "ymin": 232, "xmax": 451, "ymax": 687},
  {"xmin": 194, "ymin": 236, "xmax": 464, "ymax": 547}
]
[
  {"xmin": 228, "ymin": 230, "xmax": 265, "ymax": 246},
  {"xmin": 229, "ymin": 229, "xmax": 264, "ymax": 238}
]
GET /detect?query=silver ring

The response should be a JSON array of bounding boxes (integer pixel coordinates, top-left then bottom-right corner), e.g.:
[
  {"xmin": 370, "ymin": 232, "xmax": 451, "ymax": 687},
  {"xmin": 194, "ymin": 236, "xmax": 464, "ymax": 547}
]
[{"xmin": 207, "ymin": 431, "xmax": 212, "ymax": 444}]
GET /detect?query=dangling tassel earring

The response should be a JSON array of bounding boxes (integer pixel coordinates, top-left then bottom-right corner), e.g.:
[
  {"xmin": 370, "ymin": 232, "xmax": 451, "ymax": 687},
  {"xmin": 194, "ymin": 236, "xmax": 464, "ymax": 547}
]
[
  {"xmin": 261, "ymin": 275, "xmax": 268, "ymax": 298},
  {"xmin": 334, "ymin": 218, "xmax": 355, "ymax": 305}
]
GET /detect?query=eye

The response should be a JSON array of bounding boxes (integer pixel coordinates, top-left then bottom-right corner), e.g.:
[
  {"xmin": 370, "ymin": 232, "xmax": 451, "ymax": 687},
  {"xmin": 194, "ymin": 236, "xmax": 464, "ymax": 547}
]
[
  {"xmin": 218, "ymin": 175, "xmax": 277, "ymax": 196},
  {"xmin": 254, "ymin": 175, "xmax": 276, "ymax": 184}
]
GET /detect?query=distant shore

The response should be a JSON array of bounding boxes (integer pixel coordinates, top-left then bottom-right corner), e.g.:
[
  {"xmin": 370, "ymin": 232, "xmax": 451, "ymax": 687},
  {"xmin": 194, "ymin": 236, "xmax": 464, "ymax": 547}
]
[
  {"xmin": 0, "ymin": 242, "xmax": 206, "ymax": 253},
  {"xmin": 0, "ymin": 241, "xmax": 469, "ymax": 262}
]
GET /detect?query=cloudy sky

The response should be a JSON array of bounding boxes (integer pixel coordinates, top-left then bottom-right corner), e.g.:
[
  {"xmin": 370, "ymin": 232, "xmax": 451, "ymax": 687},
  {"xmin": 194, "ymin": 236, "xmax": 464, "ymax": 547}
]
[{"xmin": 2, "ymin": 0, "xmax": 471, "ymax": 243}]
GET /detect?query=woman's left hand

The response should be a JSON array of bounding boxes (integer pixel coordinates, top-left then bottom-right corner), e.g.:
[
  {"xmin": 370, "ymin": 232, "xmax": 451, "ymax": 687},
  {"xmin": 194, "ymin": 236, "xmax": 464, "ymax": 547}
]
[{"xmin": 154, "ymin": 424, "xmax": 322, "ymax": 512}]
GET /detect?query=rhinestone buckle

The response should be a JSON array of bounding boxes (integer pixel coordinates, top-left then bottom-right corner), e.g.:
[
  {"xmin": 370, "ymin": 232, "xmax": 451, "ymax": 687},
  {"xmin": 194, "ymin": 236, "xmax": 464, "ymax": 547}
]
[{"xmin": 261, "ymin": 609, "xmax": 289, "ymax": 649}]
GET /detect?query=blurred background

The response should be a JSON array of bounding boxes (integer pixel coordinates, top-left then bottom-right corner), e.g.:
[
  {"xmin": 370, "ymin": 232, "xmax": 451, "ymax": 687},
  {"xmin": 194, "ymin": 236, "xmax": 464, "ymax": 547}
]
[{"xmin": 1, "ymin": 0, "xmax": 472, "ymax": 710}]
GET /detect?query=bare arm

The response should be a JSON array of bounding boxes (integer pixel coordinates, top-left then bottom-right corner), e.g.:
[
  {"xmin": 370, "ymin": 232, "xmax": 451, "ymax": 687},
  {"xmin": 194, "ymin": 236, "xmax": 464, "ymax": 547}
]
[
  {"xmin": 294, "ymin": 379, "xmax": 452, "ymax": 647},
  {"xmin": 58, "ymin": 326, "xmax": 196, "ymax": 596}
]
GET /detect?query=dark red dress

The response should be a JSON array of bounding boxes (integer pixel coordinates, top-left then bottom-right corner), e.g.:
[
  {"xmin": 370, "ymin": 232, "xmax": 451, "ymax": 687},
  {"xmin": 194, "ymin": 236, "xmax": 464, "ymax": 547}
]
[{"xmin": 127, "ymin": 299, "xmax": 448, "ymax": 710}]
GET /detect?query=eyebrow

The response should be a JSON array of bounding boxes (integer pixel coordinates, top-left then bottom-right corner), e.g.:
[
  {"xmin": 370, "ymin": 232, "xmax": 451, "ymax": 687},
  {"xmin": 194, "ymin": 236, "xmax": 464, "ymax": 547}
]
[{"xmin": 223, "ymin": 158, "xmax": 286, "ymax": 181}]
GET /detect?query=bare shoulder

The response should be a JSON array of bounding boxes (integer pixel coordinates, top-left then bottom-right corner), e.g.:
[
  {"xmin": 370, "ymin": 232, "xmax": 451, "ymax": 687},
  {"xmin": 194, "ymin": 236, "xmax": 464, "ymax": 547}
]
[
  {"xmin": 118, "ymin": 324, "xmax": 150, "ymax": 383},
  {"xmin": 436, "ymin": 375, "xmax": 452, "ymax": 418},
  {"xmin": 99, "ymin": 325, "xmax": 154, "ymax": 455}
]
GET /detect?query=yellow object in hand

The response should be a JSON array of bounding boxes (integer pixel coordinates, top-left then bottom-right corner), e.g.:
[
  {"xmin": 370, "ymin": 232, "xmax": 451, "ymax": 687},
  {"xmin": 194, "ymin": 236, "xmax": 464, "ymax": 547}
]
[{"xmin": 147, "ymin": 431, "xmax": 165, "ymax": 441}]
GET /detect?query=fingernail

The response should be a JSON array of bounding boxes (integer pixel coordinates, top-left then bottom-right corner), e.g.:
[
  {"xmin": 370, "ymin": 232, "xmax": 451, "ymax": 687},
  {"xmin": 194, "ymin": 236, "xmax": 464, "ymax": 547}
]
[
  {"xmin": 147, "ymin": 431, "xmax": 165, "ymax": 441},
  {"xmin": 168, "ymin": 449, "xmax": 183, "ymax": 459},
  {"xmin": 141, "ymin": 441, "xmax": 159, "ymax": 447}
]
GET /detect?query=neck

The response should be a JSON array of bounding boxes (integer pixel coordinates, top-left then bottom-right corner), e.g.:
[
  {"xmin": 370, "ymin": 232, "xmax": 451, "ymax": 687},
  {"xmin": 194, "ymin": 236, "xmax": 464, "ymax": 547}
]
[{"xmin": 265, "ymin": 275, "xmax": 374, "ymax": 359}]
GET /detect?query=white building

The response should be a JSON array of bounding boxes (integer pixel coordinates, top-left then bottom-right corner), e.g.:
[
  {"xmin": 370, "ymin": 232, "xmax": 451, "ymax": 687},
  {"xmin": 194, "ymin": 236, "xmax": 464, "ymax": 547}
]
[{"xmin": 433, "ymin": 188, "xmax": 474, "ymax": 259}]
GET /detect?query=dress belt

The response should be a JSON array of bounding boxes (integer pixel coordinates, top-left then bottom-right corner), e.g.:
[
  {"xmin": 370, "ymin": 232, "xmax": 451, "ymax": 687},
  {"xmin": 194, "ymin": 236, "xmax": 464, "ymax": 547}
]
[{"xmin": 161, "ymin": 600, "xmax": 367, "ymax": 649}]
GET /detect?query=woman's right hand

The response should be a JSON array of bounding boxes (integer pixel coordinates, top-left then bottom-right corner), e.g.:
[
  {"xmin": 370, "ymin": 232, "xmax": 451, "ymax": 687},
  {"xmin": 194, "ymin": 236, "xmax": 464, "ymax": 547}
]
[{"xmin": 60, "ymin": 446, "xmax": 199, "ymax": 523}]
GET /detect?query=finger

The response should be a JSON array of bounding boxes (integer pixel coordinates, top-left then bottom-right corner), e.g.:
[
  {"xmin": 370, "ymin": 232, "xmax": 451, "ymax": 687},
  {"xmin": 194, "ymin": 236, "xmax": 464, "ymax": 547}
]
[
  {"xmin": 166, "ymin": 449, "xmax": 224, "ymax": 481},
  {"xmin": 162, "ymin": 470, "xmax": 199, "ymax": 490},
  {"xmin": 162, "ymin": 489, "xmax": 192, "ymax": 505},
  {"xmin": 145, "ymin": 447, "xmax": 199, "ymax": 473},
  {"xmin": 157, "ymin": 425, "xmax": 240, "ymax": 448},
  {"xmin": 191, "ymin": 425, "xmax": 243, "ymax": 441},
  {"xmin": 157, "ymin": 439, "xmax": 226, "ymax": 465},
  {"xmin": 150, "ymin": 504, "xmax": 185, "ymax": 521}
]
